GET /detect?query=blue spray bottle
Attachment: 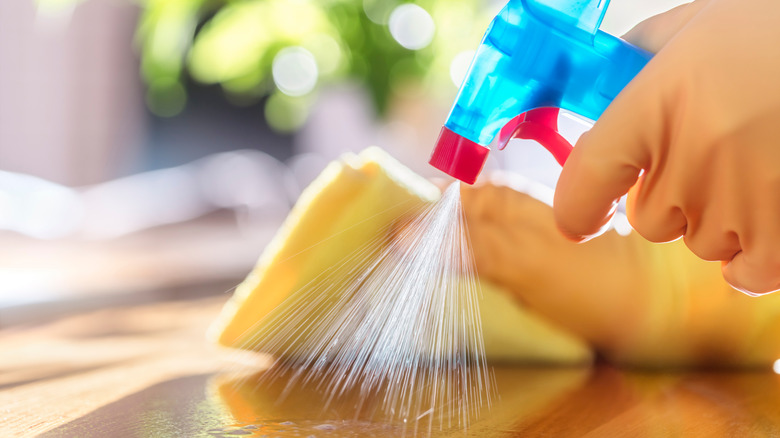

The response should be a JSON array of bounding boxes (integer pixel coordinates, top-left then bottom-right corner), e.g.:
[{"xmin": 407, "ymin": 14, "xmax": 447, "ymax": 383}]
[{"xmin": 429, "ymin": 0, "xmax": 653, "ymax": 184}]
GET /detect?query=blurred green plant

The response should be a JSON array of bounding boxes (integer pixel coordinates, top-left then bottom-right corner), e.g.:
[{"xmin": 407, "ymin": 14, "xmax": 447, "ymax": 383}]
[
  {"xmin": 139, "ymin": 0, "xmax": 494, "ymax": 131},
  {"xmin": 42, "ymin": 0, "xmax": 493, "ymax": 131}
]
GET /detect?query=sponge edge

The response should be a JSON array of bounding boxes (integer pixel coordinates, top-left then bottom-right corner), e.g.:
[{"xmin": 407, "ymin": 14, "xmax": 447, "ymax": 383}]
[
  {"xmin": 478, "ymin": 279, "xmax": 592, "ymax": 364},
  {"xmin": 209, "ymin": 146, "xmax": 592, "ymax": 365},
  {"xmin": 207, "ymin": 147, "xmax": 440, "ymax": 349}
]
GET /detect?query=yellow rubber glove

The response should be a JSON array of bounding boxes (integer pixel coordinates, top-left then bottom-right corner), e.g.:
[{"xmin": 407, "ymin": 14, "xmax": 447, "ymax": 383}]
[
  {"xmin": 463, "ymin": 176, "xmax": 780, "ymax": 368},
  {"xmin": 553, "ymin": 0, "xmax": 780, "ymax": 294},
  {"xmin": 211, "ymin": 148, "xmax": 591, "ymax": 366}
]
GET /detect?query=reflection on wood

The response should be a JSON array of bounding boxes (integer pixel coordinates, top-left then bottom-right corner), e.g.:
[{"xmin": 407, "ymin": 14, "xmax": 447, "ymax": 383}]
[
  {"xmin": 211, "ymin": 365, "xmax": 590, "ymax": 436},
  {"xmin": 4, "ymin": 295, "xmax": 780, "ymax": 437}
]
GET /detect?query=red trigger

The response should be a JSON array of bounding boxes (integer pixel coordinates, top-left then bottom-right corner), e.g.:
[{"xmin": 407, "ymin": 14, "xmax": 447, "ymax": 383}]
[{"xmin": 497, "ymin": 107, "xmax": 573, "ymax": 166}]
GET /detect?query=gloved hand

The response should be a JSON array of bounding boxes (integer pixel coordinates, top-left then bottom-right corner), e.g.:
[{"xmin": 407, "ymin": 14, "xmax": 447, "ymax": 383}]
[
  {"xmin": 553, "ymin": 0, "xmax": 780, "ymax": 294},
  {"xmin": 462, "ymin": 177, "xmax": 780, "ymax": 368}
]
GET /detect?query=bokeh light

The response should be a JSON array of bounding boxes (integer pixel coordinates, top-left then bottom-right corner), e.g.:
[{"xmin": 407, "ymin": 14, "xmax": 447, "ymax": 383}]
[
  {"xmin": 388, "ymin": 4, "xmax": 435, "ymax": 50},
  {"xmin": 134, "ymin": 0, "xmax": 492, "ymax": 130},
  {"xmin": 272, "ymin": 46, "xmax": 319, "ymax": 97}
]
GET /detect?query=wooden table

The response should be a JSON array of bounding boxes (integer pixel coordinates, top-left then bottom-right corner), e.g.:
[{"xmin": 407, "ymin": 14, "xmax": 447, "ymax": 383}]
[{"xmin": 4, "ymin": 292, "xmax": 780, "ymax": 437}]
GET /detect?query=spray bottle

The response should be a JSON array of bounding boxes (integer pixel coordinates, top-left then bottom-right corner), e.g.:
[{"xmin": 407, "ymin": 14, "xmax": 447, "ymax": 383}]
[{"xmin": 429, "ymin": 0, "xmax": 653, "ymax": 184}]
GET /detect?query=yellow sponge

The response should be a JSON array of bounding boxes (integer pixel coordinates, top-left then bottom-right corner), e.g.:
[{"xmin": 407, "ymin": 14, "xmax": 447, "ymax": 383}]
[{"xmin": 209, "ymin": 147, "xmax": 591, "ymax": 365}]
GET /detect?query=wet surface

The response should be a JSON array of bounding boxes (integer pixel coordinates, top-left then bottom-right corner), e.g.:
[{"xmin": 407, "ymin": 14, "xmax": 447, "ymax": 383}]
[
  {"xmin": 40, "ymin": 366, "xmax": 584, "ymax": 438},
  {"xmin": 40, "ymin": 365, "xmax": 780, "ymax": 437},
  {"xmin": 11, "ymin": 299, "xmax": 780, "ymax": 437}
]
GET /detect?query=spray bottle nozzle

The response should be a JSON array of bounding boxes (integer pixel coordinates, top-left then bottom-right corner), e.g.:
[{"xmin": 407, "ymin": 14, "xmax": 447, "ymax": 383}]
[
  {"xmin": 430, "ymin": 0, "xmax": 652, "ymax": 184},
  {"xmin": 429, "ymin": 128, "xmax": 489, "ymax": 185}
]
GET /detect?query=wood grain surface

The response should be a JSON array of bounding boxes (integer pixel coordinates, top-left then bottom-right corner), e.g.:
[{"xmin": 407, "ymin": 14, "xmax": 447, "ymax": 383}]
[{"xmin": 3, "ymin": 295, "xmax": 780, "ymax": 437}]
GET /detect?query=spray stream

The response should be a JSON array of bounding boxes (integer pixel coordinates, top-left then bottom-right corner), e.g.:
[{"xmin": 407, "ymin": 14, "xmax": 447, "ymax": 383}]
[{"xmin": 228, "ymin": 183, "xmax": 494, "ymax": 433}]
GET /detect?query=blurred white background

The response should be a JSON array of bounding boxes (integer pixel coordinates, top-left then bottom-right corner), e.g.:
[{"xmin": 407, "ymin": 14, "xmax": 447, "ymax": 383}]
[{"xmin": 0, "ymin": 0, "xmax": 690, "ymax": 320}]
